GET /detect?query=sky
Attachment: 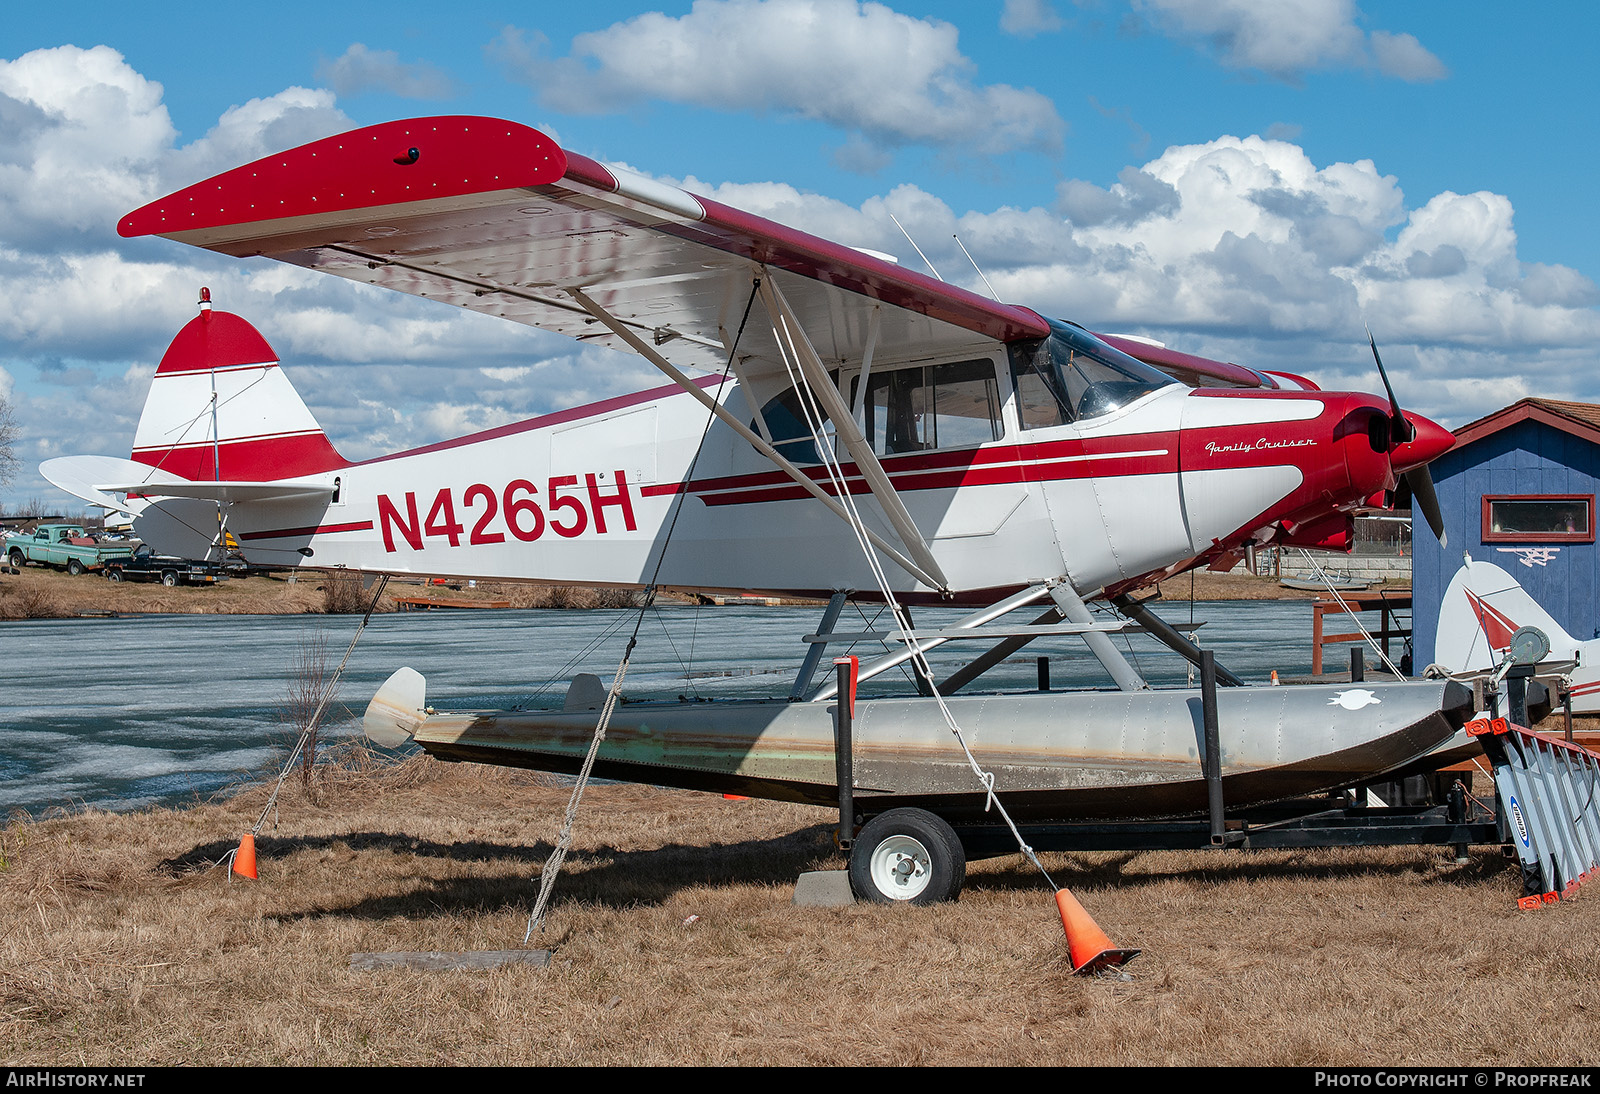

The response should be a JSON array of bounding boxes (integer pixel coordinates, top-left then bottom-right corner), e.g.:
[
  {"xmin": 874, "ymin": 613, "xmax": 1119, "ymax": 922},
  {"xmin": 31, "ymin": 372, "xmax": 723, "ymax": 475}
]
[{"xmin": 2, "ymin": 0, "xmax": 1597, "ymax": 512}]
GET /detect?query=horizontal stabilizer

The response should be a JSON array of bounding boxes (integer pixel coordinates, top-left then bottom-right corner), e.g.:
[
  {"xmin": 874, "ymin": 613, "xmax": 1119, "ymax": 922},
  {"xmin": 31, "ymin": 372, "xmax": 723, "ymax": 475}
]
[
  {"xmin": 42, "ymin": 454, "xmax": 332, "ymax": 507},
  {"xmin": 41, "ymin": 455, "xmax": 186, "ymax": 514},
  {"xmin": 97, "ymin": 479, "xmax": 333, "ymax": 505}
]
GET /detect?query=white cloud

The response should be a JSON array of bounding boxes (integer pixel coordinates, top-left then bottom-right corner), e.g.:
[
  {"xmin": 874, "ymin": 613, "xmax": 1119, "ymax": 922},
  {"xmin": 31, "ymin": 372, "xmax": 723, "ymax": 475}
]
[
  {"xmin": 0, "ymin": 45, "xmax": 175, "ymax": 249},
  {"xmin": 1000, "ymin": 0, "xmax": 1063, "ymax": 37},
  {"xmin": 684, "ymin": 132, "xmax": 1599, "ymax": 427},
  {"xmin": 163, "ymin": 87, "xmax": 350, "ymax": 189},
  {"xmin": 0, "ymin": 46, "xmax": 351, "ymax": 255},
  {"xmin": 481, "ymin": 366, "xmax": 534, "ymax": 383},
  {"xmin": 315, "ymin": 44, "xmax": 459, "ymax": 100},
  {"xmin": 1368, "ymin": 30, "xmax": 1449, "ymax": 82},
  {"xmin": 494, "ymin": 0, "xmax": 1064, "ymax": 157},
  {"xmin": 1056, "ymin": 167, "xmax": 1180, "ymax": 228},
  {"xmin": 1131, "ymin": 0, "xmax": 1447, "ymax": 83}
]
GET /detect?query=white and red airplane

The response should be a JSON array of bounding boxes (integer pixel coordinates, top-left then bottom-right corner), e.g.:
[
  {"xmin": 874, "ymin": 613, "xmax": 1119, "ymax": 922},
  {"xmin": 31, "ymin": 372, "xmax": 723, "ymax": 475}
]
[
  {"xmin": 43, "ymin": 117, "xmax": 1470, "ymax": 901},
  {"xmin": 47, "ymin": 116, "xmax": 1451, "ymax": 608}
]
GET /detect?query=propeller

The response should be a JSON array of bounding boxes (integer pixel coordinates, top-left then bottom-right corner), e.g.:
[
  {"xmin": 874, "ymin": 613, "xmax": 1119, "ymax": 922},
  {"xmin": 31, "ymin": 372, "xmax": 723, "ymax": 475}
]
[{"xmin": 1366, "ymin": 327, "xmax": 1448, "ymax": 547}]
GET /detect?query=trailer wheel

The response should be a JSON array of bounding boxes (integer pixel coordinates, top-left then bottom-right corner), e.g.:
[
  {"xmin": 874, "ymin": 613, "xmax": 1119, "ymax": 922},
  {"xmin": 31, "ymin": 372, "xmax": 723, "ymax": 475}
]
[
  {"xmin": 848, "ymin": 808, "xmax": 966, "ymax": 905},
  {"xmin": 161, "ymin": 570, "xmax": 178, "ymax": 587},
  {"xmin": 67, "ymin": 559, "xmax": 85, "ymax": 576}
]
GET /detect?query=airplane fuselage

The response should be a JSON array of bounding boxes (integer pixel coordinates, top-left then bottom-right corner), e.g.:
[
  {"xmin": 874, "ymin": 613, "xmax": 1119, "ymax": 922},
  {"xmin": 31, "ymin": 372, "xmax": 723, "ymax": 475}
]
[{"xmin": 189, "ymin": 347, "xmax": 1407, "ymax": 603}]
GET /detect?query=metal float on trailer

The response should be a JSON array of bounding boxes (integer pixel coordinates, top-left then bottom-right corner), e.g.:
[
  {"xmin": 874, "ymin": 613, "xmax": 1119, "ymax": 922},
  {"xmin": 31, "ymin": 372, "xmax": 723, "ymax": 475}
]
[{"xmin": 366, "ymin": 580, "xmax": 1498, "ymax": 906}]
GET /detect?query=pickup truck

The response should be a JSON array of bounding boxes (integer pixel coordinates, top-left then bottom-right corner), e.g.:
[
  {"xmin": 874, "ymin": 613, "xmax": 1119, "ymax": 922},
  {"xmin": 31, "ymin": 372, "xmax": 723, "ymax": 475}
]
[
  {"xmin": 103, "ymin": 546, "xmax": 230, "ymax": 587},
  {"xmin": 5, "ymin": 524, "xmax": 134, "ymax": 575}
]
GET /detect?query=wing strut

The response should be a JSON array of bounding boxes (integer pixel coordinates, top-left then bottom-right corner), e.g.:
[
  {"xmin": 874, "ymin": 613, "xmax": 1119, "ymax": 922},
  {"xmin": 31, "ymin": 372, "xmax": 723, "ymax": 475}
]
[
  {"xmin": 563, "ymin": 287, "xmax": 944, "ymax": 592},
  {"xmin": 808, "ymin": 583, "xmax": 1052, "ymax": 700},
  {"xmin": 756, "ymin": 276, "xmax": 950, "ymax": 593}
]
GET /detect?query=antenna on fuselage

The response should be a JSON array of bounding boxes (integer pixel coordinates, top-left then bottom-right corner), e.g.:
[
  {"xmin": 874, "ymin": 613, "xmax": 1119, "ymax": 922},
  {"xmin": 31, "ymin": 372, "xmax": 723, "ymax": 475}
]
[
  {"xmin": 887, "ymin": 212, "xmax": 943, "ymax": 281},
  {"xmin": 952, "ymin": 234, "xmax": 1000, "ymax": 301}
]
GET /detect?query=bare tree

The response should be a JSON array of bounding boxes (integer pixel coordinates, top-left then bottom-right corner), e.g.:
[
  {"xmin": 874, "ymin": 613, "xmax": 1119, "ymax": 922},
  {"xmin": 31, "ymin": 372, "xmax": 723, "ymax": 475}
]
[
  {"xmin": 280, "ymin": 632, "xmax": 336, "ymax": 795},
  {"xmin": 0, "ymin": 394, "xmax": 17, "ymax": 489}
]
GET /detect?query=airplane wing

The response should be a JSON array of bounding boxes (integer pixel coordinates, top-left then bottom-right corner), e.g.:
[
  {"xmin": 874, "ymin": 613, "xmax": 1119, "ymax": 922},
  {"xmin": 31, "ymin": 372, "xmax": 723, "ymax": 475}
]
[
  {"xmin": 118, "ymin": 115, "xmax": 1280, "ymax": 391},
  {"xmin": 118, "ymin": 116, "xmax": 1049, "ymax": 379}
]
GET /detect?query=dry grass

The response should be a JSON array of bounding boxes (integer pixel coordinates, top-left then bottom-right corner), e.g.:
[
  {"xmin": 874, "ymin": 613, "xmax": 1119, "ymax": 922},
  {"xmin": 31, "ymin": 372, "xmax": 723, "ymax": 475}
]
[
  {"xmin": 0, "ymin": 566, "xmax": 651, "ymax": 618},
  {"xmin": 2, "ymin": 751, "xmax": 1595, "ymax": 1067},
  {"xmin": 476, "ymin": 582, "xmax": 641, "ymax": 610},
  {"xmin": 0, "ymin": 579, "xmax": 63, "ymax": 619},
  {"xmin": 0, "ymin": 553, "xmax": 1350, "ymax": 623}
]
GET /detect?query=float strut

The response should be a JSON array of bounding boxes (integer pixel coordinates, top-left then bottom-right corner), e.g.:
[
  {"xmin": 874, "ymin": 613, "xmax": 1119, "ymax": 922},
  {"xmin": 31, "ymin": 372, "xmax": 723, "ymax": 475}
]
[
  {"xmin": 791, "ymin": 593, "xmax": 848, "ymax": 700},
  {"xmin": 1201, "ymin": 650, "xmax": 1226, "ymax": 846},
  {"xmin": 833, "ymin": 657, "xmax": 857, "ymax": 849},
  {"xmin": 1050, "ymin": 581, "xmax": 1145, "ymax": 692},
  {"xmin": 1111, "ymin": 593, "xmax": 1245, "ymax": 687}
]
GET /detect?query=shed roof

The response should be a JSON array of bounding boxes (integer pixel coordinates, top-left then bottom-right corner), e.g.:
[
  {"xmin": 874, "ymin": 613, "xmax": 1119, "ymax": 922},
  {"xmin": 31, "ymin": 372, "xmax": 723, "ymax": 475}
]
[{"xmin": 1452, "ymin": 398, "xmax": 1600, "ymax": 448}]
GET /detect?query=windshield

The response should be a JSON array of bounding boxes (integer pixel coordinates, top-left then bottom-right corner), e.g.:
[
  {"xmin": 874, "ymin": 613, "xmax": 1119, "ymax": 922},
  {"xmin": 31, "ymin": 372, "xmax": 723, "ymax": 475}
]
[{"xmin": 1008, "ymin": 320, "xmax": 1176, "ymax": 426}]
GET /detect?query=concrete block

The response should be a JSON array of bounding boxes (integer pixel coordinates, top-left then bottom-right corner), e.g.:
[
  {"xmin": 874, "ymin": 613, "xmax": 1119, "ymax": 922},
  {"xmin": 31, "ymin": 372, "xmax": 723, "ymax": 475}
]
[{"xmin": 792, "ymin": 869, "xmax": 855, "ymax": 907}]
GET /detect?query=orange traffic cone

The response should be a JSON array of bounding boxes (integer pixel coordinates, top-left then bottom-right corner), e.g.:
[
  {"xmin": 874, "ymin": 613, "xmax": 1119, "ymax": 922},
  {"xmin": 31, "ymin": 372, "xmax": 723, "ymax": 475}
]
[
  {"xmin": 232, "ymin": 833, "xmax": 258, "ymax": 880},
  {"xmin": 1055, "ymin": 888, "xmax": 1139, "ymax": 976}
]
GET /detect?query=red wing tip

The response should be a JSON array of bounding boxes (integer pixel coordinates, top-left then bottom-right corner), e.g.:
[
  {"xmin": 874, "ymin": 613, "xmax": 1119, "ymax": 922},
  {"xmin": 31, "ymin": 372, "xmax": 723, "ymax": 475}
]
[{"xmin": 119, "ymin": 116, "xmax": 568, "ymax": 239}]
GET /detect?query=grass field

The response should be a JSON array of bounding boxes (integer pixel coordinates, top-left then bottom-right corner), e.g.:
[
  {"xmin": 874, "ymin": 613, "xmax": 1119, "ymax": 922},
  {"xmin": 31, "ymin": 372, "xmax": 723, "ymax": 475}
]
[
  {"xmin": 0, "ymin": 559, "xmax": 1360, "ymax": 622},
  {"xmin": 3, "ymin": 750, "xmax": 1595, "ymax": 1067}
]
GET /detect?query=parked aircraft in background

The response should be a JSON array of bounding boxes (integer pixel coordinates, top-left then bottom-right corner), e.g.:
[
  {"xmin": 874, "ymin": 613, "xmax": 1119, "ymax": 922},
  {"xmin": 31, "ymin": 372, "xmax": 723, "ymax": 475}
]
[{"xmin": 1436, "ymin": 555, "xmax": 1600, "ymax": 713}]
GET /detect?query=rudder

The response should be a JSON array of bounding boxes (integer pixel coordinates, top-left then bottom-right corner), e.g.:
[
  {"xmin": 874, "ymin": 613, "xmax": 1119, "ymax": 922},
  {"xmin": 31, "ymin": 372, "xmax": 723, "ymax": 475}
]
[
  {"xmin": 131, "ymin": 289, "xmax": 346, "ymax": 481},
  {"xmin": 1435, "ymin": 555, "xmax": 1581, "ymax": 673}
]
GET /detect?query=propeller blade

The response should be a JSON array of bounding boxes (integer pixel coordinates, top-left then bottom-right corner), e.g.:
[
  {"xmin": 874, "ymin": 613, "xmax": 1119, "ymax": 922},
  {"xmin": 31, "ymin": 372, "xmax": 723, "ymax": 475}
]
[
  {"xmin": 1366, "ymin": 326, "xmax": 1414, "ymax": 446},
  {"xmin": 1365, "ymin": 326, "xmax": 1449, "ymax": 545},
  {"xmin": 1406, "ymin": 465, "xmax": 1447, "ymax": 548}
]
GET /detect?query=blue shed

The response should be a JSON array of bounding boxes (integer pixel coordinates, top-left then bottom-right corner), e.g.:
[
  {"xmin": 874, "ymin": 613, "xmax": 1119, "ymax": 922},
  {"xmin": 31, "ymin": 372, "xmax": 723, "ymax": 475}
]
[{"xmin": 1413, "ymin": 398, "xmax": 1600, "ymax": 668}]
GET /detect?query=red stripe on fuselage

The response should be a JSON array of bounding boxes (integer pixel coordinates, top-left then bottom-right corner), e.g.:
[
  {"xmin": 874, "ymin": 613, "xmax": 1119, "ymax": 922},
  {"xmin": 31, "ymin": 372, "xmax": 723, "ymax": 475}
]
[
  {"xmin": 668, "ymin": 432, "xmax": 1179, "ymax": 496},
  {"xmin": 681, "ymin": 440, "xmax": 1179, "ymax": 506},
  {"xmin": 239, "ymin": 520, "xmax": 373, "ymax": 541}
]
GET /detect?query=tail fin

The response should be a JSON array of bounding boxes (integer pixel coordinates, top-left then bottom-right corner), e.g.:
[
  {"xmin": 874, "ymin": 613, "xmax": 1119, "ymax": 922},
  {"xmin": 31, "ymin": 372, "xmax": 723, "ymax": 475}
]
[
  {"xmin": 1435, "ymin": 555, "xmax": 1582, "ymax": 672},
  {"xmin": 131, "ymin": 289, "xmax": 346, "ymax": 481}
]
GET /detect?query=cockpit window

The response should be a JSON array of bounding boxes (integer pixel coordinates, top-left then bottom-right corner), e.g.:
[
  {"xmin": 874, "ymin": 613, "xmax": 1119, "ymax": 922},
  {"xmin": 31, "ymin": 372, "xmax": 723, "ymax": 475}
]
[
  {"xmin": 1008, "ymin": 320, "xmax": 1176, "ymax": 427},
  {"xmin": 756, "ymin": 370, "xmax": 838, "ymax": 466},
  {"xmin": 862, "ymin": 359, "xmax": 1001, "ymax": 455},
  {"xmin": 754, "ymin": 360, "xmax": 1002, "ymax": 464}
]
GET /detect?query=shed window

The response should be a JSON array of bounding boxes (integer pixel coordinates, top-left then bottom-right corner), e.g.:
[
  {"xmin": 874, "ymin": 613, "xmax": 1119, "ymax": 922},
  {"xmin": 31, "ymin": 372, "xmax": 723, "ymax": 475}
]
[{"xmin": 1483, "ymin": 495, "xmax": 1594, "ymax": 543}]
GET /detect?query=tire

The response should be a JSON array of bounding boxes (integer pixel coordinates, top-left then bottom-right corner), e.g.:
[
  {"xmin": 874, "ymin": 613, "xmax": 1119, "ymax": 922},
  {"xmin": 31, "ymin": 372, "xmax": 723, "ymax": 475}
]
[
  {"xmin": 67, "ymin": 559, "xmax": 84, "ymax": 576},
  {"xmin": 161, "ymin": 571, "xmax": 178, "ymax": 587},
  {"xmin": 848, "ymin": 807, "xmax": 966, "ymax": 905},
  {"xmin": 106, "ymin": 568, "xmax": 124, "ymax": 582},
  {"xmin": 7, "ymin": 550, "xmax": 22, "ymax": 571}
]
